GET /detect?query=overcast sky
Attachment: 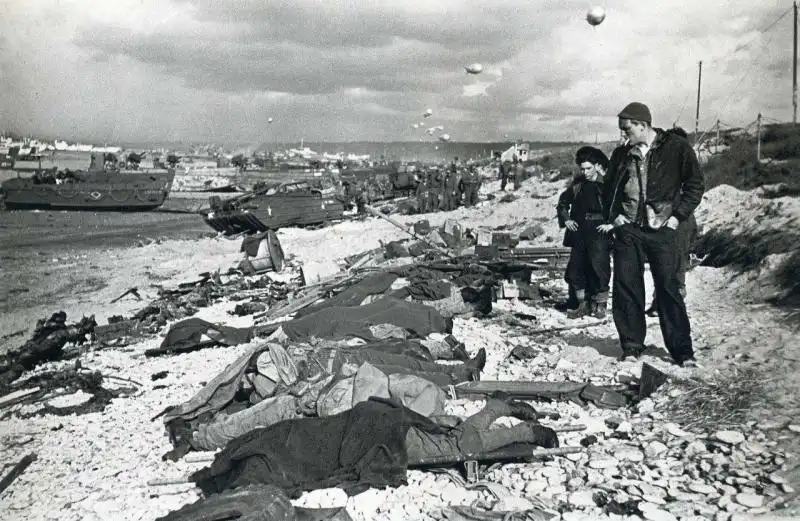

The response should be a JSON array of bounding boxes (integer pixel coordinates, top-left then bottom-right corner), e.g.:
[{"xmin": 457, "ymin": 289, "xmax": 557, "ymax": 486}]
[{"xmin": 0, "ymin": 0, "xmax": 793, "ymax": 145}]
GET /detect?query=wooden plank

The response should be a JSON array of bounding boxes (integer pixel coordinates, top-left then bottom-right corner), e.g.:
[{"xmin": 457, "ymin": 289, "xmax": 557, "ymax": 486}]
[{"xmin": 0, "ymin": 453, "xmax": 37, "ymax": 495}]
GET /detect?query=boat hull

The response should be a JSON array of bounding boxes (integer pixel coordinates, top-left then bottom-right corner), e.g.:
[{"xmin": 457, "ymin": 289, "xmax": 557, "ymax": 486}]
[{"xmin": 1, "ymin": 172, "xmax": 175, "ymax": 211}]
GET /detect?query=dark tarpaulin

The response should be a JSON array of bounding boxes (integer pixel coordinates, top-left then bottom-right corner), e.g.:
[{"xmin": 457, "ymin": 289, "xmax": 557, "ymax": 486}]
[
  {"xmin": 281, "ymin": 298, "xmax": 449, "ymax": 341},
  {"xmin": 192, "ymin": 398, "xmax": 445, "ymax": 498},
  {"xmin": 159, "ymin": 318, "xmax": 253, "ymax": 350},
  {"xmin": 388, "ymin": 280, "xmax": 452, "ymax": 301}
]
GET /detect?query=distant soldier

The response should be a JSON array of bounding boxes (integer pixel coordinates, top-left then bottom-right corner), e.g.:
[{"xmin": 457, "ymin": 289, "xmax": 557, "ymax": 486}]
[
  {"xmin": 415, "ymin": 171, "xmax": 430, "ymax": 214},
  {"xmin": 428, "ymin": 168, "xmax": 442, "ymax": 212},
  {"xmin": 452, "ymin": 168, "xmax": 464, "ymax": 209},
  {"xmin": 461, "ymin": 166, "xmax": 480, "ymax": 207},
  {"xmin": 513, "ymin": 157, "xmax": 526, "ymax": 190},
  {"xmin": 443, "ymin": 167, "xmax": 459, "ymax": 211},
  {"xmin": 499, "ymin": 161, "xmax": 509, "ymax": 191}
]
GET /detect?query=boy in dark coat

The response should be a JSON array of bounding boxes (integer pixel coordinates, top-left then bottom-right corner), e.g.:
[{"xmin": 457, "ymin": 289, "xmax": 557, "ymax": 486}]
[{"xmin": 556, "ymin": 147, "xmax": 612, "ymax": 318}]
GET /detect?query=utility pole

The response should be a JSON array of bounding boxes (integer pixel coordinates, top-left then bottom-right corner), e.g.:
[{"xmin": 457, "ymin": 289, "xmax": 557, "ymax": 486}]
[
  {"xmin": 756, "ymin": 113, "xmax": 762, "ymax": 163},
  {"xmin": 794, "ymin": 1, "xmax": 798, "ymax": 125},
  {"xmin": 715, "ymin": 120, "xmax": 720, "ymax": 143},
  {"xmin": 695, "ymin": 61, "xmax": 702, "ymax": 141}
]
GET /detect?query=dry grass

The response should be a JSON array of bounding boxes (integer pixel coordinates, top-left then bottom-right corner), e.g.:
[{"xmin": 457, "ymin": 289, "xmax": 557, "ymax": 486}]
[{"xmin": 661, "ymin": 366, "xmax": 771, "ymax": 431}]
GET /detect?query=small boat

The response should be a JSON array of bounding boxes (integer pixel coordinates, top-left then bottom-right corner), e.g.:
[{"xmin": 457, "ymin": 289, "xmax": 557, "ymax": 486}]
[
  {"xmin": 204, "ymin": 180, "xmax": 346, "ymax": 235},
  {"xmin": 0, "ymin": 155, "xmax": 175, "ymax": 211}
]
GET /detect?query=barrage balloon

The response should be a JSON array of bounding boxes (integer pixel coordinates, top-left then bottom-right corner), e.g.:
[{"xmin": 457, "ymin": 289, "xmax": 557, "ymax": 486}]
[
  {"xmin": 465, "ymin": 63, "xmax": 483, "ymax": 74},
  {"xmin": 586, "ymin": 6, "xmax": 606, "ymax": 26}
]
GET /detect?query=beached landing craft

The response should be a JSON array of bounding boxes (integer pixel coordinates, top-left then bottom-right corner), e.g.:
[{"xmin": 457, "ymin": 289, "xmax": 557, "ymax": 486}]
[
  {"xmin": 0, "ymin": 156, "xmax": 175, "ymax": 211},
  {"xmin": 204, "ymin": 181, "xmax": 346, "ymax": 235}
]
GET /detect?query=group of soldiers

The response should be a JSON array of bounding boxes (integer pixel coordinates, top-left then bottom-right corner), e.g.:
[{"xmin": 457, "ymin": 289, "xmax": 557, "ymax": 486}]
[
  {"xmin": 498, "ymin": 156, "xmax": 527, "ymax": 191},
  {"xmin": 414, "ymin": 157, "xmax": 483, "ymax": 213}
]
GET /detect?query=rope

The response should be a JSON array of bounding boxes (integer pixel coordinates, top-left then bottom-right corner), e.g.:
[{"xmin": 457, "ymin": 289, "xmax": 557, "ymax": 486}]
[{"xmin": 696, "ymin": 7, "xmax": 791, "ymax": 143}]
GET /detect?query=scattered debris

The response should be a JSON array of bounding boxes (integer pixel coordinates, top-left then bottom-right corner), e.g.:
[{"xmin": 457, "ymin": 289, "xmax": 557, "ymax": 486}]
[
  {"xmin": 0, "ymin": 453, "xmax": 37, "ymax": 495},
  {"xmin": 1, "ymin": 368, "xmax": 138, "ymax": 418},
  {"xmin": 0, "ymin": 312, "xmax": 96, "ymax": 388}
]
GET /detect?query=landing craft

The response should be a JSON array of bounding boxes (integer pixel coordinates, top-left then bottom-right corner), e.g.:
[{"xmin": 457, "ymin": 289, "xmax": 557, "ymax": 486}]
[
  {"xmin": 586, "ymin": 6, "xmax": 606, "ymax": 26},
  {"xmin": 465, "ymin": 63, "xmax": 483, "ymax": 75}
]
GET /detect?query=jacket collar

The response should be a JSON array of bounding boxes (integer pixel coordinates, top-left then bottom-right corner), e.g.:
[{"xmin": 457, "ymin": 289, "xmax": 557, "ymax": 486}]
[{"xmin": 627, "ymin": 128, "xmax": 668, "ymax": 161}]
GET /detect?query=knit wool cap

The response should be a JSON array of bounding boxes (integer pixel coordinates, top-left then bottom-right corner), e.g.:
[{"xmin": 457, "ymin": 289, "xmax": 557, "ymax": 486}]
[{"xmin": 618, "ymin": 102, "xmax": 652, "ymax": 124}]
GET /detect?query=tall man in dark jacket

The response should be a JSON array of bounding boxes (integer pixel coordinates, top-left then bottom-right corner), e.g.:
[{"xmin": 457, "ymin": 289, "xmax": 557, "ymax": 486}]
[{"xmin": 601, "ymin": 103, "xmax": 705, "ymax": 366}]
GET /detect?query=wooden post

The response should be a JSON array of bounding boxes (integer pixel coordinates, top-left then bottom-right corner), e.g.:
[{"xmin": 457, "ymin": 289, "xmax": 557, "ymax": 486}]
[
  {"xmin": 756, "ymin": 113, "xmax": 762, "ymax": 163},
  {"xmin": 694, "ymin": 61, "xmax": 703, "ymax": 142}
]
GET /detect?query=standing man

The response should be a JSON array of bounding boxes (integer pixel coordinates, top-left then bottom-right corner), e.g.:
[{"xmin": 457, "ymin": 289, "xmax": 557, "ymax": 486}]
[
  {"xmin": 513, "ymin": 158, "xmax": 525, "ymax": 190},
  {"xmin": 429, "ymin": 167, "xmax": 442, "ymax": 213},
  {"xmin": 415, "ymin": 170, "xmax": 430, "ymax": 214},
  {"xmin": 461, "ymin": 165, "xmax": 479, "ymax": 207},
  {"xmin": 499, "ymin": 160, "xmax": 509, "ymax": 191},
  {"xmin": 601, "ymin": 103, "xmax": 705, "ymax": 366},
  {"xmin": 646, "ymin": 127, "xmax": 698, "ymax": 316}
]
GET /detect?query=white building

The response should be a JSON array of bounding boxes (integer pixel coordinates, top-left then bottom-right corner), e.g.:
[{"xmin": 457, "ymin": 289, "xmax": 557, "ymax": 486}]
[{"xmin": 500, "ymin": 142, "xmax": 530, "ymax": 162}]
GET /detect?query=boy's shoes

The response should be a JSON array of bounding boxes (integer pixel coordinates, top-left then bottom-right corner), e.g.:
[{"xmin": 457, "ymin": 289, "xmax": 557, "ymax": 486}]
[
  {"xmin": 555, "ymin": 299, "xmax": 577, "ymax": 312},
  {"xmin": 566, "ymin": 301, "xmax": 591, "ymax": 319},
  {"xmin": 590, "ymin": 302, "xmax": 607, "ymax": 319}
]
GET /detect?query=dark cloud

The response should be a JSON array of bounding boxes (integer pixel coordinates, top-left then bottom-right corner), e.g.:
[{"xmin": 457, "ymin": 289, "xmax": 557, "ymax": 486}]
[{"xmin": 3, "ymin": 1, "xmax": 796, "ymax": 143}]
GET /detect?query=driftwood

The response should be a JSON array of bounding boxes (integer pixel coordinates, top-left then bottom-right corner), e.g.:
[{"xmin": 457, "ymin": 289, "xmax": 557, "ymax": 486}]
[
  {"xmin": 362, "ymin": 204, "xmax": 453, "ymax": 257},
  {"xmin": 110, "ymin": 287, "xmax": 142, "ymax": 304},
  {"xmin": 527, "ymin": 318, "xmax": 612, "ymax": 335},
  {"xmin": 0, "ymin": 453, "xmax": 37, "ymax": 495}
]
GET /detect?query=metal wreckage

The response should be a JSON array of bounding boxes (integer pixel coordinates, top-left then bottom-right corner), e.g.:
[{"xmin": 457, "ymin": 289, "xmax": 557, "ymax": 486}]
[
  {"xmin": 0, "ymin": 210, "xmax": 678, "ymax": 521},
  {"xmin": 202, "ymin": 163, "xmax": 420, "ymax": 235}
]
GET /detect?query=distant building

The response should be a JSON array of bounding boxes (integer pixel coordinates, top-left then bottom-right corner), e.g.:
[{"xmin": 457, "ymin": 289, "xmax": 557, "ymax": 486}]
[{"xmin": 500, "ymin": 142, "xmax": 530, "ymax": 162}]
